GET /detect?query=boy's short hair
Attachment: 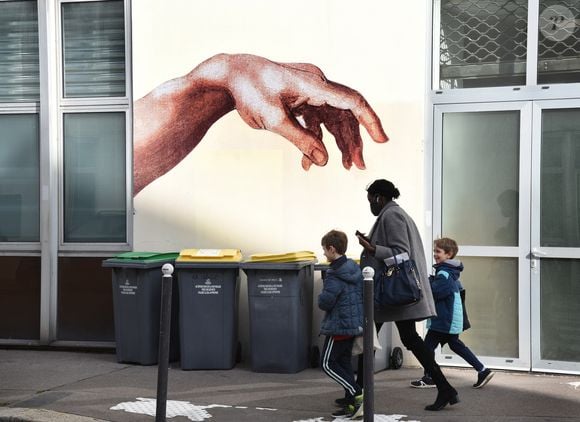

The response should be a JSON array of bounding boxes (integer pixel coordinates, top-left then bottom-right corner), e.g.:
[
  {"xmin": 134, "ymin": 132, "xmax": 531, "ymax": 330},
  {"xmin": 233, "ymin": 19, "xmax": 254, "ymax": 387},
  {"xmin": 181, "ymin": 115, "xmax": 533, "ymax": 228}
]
[
  {"xmin": 434, "ymin": 237, "xmax": 459, "ymax": 258},
  {"xmin": 321, "ymin": 230, "xmax": 348, "ymax": 255}
]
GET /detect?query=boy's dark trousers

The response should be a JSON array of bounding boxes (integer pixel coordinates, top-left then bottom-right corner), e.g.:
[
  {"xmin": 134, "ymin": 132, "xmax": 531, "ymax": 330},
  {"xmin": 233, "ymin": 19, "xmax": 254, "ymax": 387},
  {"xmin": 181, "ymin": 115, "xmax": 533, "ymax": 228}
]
[
  {"xmin": 424, "ymin": 329, "xmax": 484, "ymax": 374},
  {"xmin": 321, "ymin": 336, "xmax": 362, "ymax": 400}
]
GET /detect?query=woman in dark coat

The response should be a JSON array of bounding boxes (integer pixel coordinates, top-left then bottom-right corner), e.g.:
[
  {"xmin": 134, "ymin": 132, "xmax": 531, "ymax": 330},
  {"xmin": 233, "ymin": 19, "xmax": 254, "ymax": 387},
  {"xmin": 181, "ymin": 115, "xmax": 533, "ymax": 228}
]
[{"xmin": 356, "ymin": 179, "xmax": 459, "ymax": 411}]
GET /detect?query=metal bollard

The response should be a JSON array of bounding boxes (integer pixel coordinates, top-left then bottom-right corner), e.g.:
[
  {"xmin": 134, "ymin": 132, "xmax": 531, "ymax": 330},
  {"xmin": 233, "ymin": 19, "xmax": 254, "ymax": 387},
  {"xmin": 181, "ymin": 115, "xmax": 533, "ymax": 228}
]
[
  {"xmin": 362, "ymin": 266, "xmax": 375, "ymax": 422},
  {"xmin": 155, "ymin": 263, "xmax": 174, "ymax": 422}
]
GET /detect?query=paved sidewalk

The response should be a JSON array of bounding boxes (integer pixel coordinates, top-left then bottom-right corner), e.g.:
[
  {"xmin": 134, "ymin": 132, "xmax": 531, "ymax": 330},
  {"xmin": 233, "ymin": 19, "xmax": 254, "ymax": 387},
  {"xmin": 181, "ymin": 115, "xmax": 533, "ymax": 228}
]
[{"xmin": 1, "ymin": 348, "xmax": 580, "ymax": 422}]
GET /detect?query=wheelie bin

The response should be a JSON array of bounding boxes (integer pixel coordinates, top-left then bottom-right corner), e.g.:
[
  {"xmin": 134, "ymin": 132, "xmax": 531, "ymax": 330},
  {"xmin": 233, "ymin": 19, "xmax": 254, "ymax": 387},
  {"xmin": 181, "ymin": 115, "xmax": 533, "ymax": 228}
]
[
  {"xmin": 242, "ymin": 259, "xmax": 317, "ymax": 373},
  {"xmin": 175, "ymin": 249, "xmax": 242, "ymax": 370},
  {"xmin": 103, "ymin": 252, "xmax": 180, "ymax": 365}
]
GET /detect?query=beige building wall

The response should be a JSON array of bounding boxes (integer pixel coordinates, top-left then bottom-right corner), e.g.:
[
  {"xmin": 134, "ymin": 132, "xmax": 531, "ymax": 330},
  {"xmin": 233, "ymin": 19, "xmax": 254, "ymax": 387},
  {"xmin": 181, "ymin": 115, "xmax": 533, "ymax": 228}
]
[{"xmin": 132, "ymin": 0, "xmax": 429, "ymax": 365}]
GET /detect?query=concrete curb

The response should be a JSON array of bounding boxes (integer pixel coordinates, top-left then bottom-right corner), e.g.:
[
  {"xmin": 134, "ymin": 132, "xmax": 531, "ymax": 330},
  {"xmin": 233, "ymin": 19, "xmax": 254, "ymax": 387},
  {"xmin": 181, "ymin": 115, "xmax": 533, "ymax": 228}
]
[{"xmin": 0, "ymin": 408, "xmax": 109, "ymax": 422}]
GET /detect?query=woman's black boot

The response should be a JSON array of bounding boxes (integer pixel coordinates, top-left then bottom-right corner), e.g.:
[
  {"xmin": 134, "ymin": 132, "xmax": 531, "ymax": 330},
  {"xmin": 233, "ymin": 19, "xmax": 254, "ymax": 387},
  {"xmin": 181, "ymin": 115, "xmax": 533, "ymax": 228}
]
[{"xmin": 425, "ymin": 388, "xmax": 459, "ymax": 411}]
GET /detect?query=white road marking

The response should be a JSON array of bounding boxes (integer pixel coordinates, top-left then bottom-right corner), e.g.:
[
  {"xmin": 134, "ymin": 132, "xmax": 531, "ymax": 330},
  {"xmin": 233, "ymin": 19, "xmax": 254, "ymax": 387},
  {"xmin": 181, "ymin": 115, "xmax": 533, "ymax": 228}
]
[
  {"xmin": 111, "ymin": 398, "xmax": 421, "ymax": 421},
  {"xmin": 110, "ymin": 398, "xmax": 211, "ymax": 421},
  {"xmin": 293, "ymin": 416, "xmax": 419, "ymax": 422}
]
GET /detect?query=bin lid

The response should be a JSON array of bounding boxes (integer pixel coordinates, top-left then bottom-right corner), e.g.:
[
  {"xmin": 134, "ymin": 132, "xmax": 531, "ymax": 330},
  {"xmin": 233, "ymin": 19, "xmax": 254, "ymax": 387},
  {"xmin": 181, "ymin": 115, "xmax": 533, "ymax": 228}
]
[
  {"xmin": 102, "ymin": 252, "xmax": 179, "ymax": 268},
  {"xmin": 176, "ymin": 248, "xmax": 242, "ymax": 262},
  {"xmin": 247, "ymin": 251, "xmax": 317, "ymax": 263},
  {"xmin": 241, "ymin": 259, "xmax": 316, "ymax": 271}
]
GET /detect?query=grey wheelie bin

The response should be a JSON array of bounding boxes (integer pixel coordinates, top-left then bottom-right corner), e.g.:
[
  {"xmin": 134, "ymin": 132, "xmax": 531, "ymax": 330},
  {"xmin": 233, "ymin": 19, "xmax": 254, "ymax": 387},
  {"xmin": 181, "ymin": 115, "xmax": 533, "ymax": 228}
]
[
  {"xmin": 242, "ymin": 260, "xmax": 316, "ymax": 373},
  {"xmin": 103, "ymin": 252, "xmax": 180, "ymax": 365},
  {"xmin": 175, "ymin": 260, "xmax": 241, "ymax": 370}
]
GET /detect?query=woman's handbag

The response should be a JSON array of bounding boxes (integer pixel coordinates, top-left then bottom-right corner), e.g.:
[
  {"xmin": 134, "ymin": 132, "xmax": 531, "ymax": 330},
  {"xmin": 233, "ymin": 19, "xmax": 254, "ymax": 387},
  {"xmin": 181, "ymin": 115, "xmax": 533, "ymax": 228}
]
[
  {"xmin": 375, "ymin": 254, "xmax": 422, "ymax": 308},
  {"xmin": 460, "ymin": 288, "xmax": 471, "ymax": 331}
]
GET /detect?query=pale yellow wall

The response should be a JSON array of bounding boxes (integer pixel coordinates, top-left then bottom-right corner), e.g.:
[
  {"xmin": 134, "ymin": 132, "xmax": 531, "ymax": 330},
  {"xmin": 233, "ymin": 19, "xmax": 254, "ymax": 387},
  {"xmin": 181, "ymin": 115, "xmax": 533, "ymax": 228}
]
[{"xmin": 132, "ymin": 0, "xmax": 428, "ymax": 365}]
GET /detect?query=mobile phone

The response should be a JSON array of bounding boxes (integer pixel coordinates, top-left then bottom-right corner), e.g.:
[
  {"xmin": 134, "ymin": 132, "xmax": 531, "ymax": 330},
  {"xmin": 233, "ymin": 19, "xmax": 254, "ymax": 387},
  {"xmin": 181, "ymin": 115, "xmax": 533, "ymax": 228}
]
[{"xmin": 355, "ymin": 230, "xmax": 365, "ymax": 238}]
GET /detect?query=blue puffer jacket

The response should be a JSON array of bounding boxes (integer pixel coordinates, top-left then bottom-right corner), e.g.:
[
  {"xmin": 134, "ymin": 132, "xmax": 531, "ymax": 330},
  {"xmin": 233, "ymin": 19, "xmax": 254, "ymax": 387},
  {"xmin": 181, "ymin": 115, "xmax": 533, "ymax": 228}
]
[
  {"xmin": 427, "ymin": 259, "xmax": 464, "ymax": 334},
  {"xmin": 318, "ymin": 257, "xmax": 364, "ymax": 336}
]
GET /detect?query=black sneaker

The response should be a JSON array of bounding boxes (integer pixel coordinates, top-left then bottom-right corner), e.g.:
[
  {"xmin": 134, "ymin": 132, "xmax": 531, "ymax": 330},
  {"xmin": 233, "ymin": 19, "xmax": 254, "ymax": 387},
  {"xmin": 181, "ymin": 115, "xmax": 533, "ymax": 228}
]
[
  {"xmin": 473, "ymin": 368, "xmax": 494, "ymax": 388},
  {"xmin": 334, "ymin": 396, "xmax": 351, "ymax": 407},
  {"xmin": 331, "ymin": 406, "xmax": 351, "ymax": 418},
  {"xmin": 349, "ymin": 396, "xmax": 364, "ymax": 419},
  {"xmin": 410, "ymin": 375, "xmax": 436, "ymax": 388}
]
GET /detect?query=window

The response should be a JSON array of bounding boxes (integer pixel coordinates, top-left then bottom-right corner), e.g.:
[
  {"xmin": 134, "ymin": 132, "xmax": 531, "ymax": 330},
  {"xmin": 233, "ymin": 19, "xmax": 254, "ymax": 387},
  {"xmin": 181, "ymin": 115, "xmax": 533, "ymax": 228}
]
[
  {"xmin": 58, "ymin": 0, "xmax": 130, "ymax": 246},
  {"xmin": 538, "ymin": 1, "xmax": 580, "ymax": 84},
  {"xmin": 436, "ymin": 0, "xmax": 580, "ymax": 89},
  {"xmin": 0, "ymin": 0, "xmax": 40, "ymax": 244},
  {"xmin": 63, "ymin": 112, "xmax": 126, "ymax": 243},
  {"xmin": 0, "ymin": 0, "xmax": 130, "ymax": 248},
  {"xmin": 438, "ymin": 0, "xmax": 528, "ymax": 88},
  {"xmin": 0, "ymin": 0, "xmax": 39, "ymax": 102},
  {"xmin": 442, "ymin": 111, "xmax": 520, "ymax": 245},
  {"xmin": 61, "ymin": 0, "xmax": 126, "ymax": 97},
  {"xmin": 0, "ymin": 114, "xmax": 40, "ymax": 242}
]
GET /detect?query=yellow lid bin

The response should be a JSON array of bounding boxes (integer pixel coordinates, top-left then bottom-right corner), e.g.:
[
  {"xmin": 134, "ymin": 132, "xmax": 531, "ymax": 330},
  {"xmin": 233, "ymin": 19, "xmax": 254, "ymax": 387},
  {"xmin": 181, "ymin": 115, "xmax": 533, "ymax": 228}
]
[
  {"xmin": 176, "ymin": 248, "xmax": 242, "ymax": 262},
  {"xmin": 247, "ymin": 251, "xmax": 317, "ymax": 263}
]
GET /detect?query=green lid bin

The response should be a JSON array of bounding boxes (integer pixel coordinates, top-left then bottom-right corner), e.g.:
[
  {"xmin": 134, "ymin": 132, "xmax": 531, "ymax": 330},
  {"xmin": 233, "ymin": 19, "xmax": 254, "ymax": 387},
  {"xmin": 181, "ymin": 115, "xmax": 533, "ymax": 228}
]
[{"xmin": 103, "ymin": 252, "xmax": 180, "ymax": 365}]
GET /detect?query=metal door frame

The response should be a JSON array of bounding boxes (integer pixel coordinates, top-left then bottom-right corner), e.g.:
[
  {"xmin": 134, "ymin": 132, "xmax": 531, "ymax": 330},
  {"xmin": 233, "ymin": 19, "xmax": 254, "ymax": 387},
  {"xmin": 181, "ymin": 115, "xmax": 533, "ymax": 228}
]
[
  {"xmin": 530, "ymin": 99, "xmax": 580, "ymax": 374},
  {"xmin": 433, "ymin": 101, "xmax": 532, "ymax": 371}
]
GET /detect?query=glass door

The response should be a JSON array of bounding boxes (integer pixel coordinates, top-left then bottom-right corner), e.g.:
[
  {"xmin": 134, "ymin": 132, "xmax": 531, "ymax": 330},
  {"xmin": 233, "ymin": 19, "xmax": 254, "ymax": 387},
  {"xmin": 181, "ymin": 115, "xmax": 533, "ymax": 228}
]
[
  {"xmin": 531, "ymin": 100, "xmax": 580, "ymax": 374},
  {"xmin": 433, "ymin": 102, "xmax": 532, "ymax": 370}
]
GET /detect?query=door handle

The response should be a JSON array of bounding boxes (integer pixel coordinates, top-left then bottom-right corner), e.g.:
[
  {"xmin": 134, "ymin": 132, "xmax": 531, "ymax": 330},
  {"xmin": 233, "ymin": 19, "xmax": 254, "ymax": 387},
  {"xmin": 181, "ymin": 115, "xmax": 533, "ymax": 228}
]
[
  {"xmin": 530, "ymin": 248, "xmax": 547, "ymax": 270},
  {"xmin": 531, "ymin": 248, "xmax": 547, "ymax": 258}
]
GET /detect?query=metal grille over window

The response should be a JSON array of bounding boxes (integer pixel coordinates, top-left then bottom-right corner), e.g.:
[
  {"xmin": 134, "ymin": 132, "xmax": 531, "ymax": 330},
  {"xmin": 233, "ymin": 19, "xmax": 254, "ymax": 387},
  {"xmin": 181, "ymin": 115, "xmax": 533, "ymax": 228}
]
[
  {"xmin": 62, "ymin": 0, "xmax": 126, "ymax": 98},
  {"xmin": 0, "ymin": 0, "xmax": 39, "ymax": 102},
  {"xmin": 440, "ymin": 0, "xmax": 528, "ymax": 88},
  {"xmin": 538, "ymin": 1, "xmax": 580, "ymax": 84}
]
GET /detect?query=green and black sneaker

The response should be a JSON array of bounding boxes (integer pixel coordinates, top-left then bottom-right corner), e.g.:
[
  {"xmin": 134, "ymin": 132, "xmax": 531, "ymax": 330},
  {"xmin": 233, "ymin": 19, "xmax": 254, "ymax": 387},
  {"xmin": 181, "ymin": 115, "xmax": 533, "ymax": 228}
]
[{"xmin": 349, "ymin": 394, "xmax": 364, "ymax": 419}]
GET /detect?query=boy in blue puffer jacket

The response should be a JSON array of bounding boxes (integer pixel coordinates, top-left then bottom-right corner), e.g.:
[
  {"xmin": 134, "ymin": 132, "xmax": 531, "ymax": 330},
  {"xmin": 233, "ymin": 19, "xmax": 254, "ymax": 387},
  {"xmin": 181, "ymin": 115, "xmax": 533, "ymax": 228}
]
[
  {"xmin": 318, "ymin": 230, "xmax": 364, "ymax": 419},
  {"xmin": 410, "ymin": 237, "xmax": 494, "ymax": 390}
]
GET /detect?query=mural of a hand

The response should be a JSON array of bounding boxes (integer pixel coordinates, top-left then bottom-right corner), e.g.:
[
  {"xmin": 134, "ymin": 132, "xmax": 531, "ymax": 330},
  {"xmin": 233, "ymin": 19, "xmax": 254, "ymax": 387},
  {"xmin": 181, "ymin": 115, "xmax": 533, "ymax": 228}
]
[{"xmin": 134, "ymin": 53, "xmax": 388, "ymax": 195}]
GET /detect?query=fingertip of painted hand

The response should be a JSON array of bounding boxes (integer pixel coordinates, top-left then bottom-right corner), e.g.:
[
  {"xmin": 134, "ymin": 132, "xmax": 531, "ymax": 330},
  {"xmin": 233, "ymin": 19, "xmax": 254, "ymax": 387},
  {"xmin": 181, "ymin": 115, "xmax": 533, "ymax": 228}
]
[
  {"xmin": 352, "ymin": 159, "xmax": 366, "ymax": 170},
  {"xmin": 375, "ymin": 134, "xmax": 389, "ymax": 143},
  {"xmin": 351, "ymin": 152, "xmax": 365, "ymax": 170},
  {"xmin": 311, "ymin": 148, "xmax": 328, "ymax": 166}
]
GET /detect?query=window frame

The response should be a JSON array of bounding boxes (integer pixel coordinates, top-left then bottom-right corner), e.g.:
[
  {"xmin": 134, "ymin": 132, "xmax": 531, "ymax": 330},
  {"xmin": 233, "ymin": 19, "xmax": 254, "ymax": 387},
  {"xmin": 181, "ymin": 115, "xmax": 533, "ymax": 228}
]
[
  {"xmin": 0, "ymin": 106, "xmax": 41, "ymax": 251},
  {"xmin": 0, "ymin": 0, "xmax": 132, "ymax": 254},
  {"xmin": 431, "ymin": 0, "xmax": 580, "ymax": 98},
  {"xmin": 0, "ymin": 0, "xmax": 42, "ymax": 252},
  {"xmin": 56, "ymin": 0, "xmax": 132, "ymax": 252},
  {"xmin": 58, "ymin": 106, "xmax": 131, "ymax": 251}
]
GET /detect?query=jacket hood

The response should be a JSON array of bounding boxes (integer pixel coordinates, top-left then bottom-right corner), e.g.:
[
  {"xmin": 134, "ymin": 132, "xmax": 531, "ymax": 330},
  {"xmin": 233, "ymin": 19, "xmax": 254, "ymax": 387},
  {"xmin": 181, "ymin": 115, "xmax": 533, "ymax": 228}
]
[
  {"xmin": 433, "ymin": 259, "xmax": 464, "ymax": 278},
  {"xmin": 327, "ymin": 259, "xmax": 361, "ymax": 285}
]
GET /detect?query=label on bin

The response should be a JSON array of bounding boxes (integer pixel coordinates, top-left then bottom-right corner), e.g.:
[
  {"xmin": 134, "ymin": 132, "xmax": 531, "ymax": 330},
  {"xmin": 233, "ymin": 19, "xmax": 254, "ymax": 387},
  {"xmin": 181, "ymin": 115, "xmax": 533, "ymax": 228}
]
[
  {"xmin": 120, "ymin": 279, "xmax": 138, "ymax": 295},
  {"xmin": 256, "ymin": 277, "xmax": 284, "ymax": 295},
  {"xmin": 196, "ymin": 249, "xmax": 221, "ymax": 257},
  {"xmin": 193, "ymin": 274, "xmax": 223, "ymax": 295},
  {"xmin": 195, "ymin": 281, "xmax": 222, "ymax": 295}
]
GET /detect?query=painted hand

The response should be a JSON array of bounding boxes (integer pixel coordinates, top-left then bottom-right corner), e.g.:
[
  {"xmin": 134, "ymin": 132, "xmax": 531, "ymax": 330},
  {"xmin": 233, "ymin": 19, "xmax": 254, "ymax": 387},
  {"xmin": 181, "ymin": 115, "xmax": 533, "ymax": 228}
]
[
  {"xmin": 207, "ymin": 54, "xmax": 389, "ymax": 170},
  {"xmin": 134, "ymin": 53, "xmax": 389, "ymax": 194}
]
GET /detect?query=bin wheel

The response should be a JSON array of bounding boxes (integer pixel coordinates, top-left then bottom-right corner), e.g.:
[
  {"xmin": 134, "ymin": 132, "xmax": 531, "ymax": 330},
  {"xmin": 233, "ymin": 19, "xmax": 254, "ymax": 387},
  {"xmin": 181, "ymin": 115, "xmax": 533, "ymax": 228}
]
[
  {"xmin": 390, "ymin": 347, "xmax": 403, "ymax": 369},
  {"xmin": 310, "ymin": 346, "xmax": 320, "ymax": 368},
  {"xmin": 236, "ymin": 342, "xmax": 242, "ymax": 364}
]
